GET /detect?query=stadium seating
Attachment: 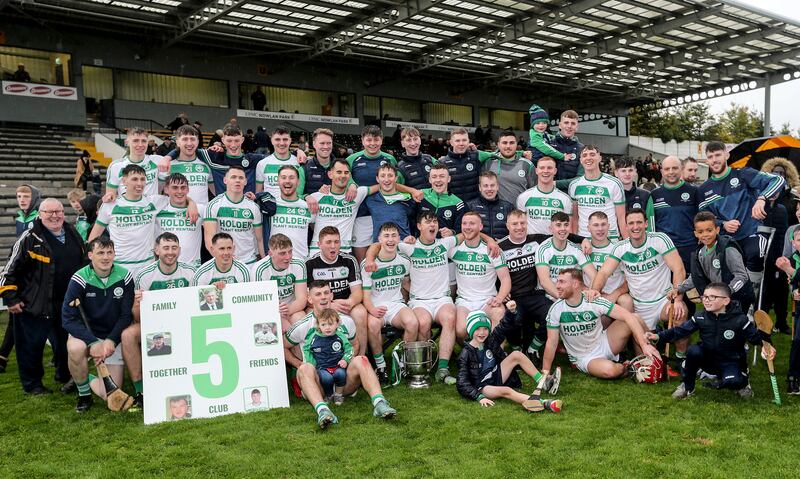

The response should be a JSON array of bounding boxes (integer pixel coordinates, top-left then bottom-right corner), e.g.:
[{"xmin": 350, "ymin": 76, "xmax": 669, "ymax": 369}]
[{"xmin": 0, "ymin": 124, "xmax": 105, "ymax": 265}]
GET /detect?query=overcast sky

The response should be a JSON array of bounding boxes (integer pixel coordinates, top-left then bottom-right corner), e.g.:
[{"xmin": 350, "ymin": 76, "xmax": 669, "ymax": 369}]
[{"xmin": 703, "ymin": 0, "xmax": 799, "ymax": 132}]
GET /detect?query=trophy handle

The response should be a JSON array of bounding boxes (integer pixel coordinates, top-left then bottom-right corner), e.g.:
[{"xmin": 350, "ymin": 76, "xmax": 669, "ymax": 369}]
[{"xmin": 427, "ymin": 339, "xmax": 438, "ymax": 373}]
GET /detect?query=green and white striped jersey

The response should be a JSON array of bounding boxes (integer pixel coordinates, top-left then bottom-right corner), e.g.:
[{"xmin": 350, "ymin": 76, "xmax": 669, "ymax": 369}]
[
  {"xmin": 517, "ymin": 186, "xmax": 572, "ymax": 235},
  {"xmin": 610, "ymin": 232, "xmax": 675, "ymax": 303},
  {"xmin": 586, "ymin": 240, "xmax": 625, "ymax": 294},
  {"xmin": 250, "ymin": 257, "xmax": 307, "ymax": 303},
  {"xmin": 569, "ymin": 174, "xmax": 625, "ymax": 238},
  {"xmin": 397, "ymin": 237, "xmax": 457, "ymax": 301},
  {"xmin": 255, "ymin": 154, "xmax": 301, "ymax": 199},
  {"xmin": 546, "ymin": 295, "xmax": 614, "ymax": 362},
  {"xmin": 536, "ymin": 237, "xmax": 591, "ymax": 284},
  {"xmin": 205, "ymin": 193, "xmax": 262, "ymax": 264},
  {"xmin": 449, "ymin": 240, "xmax": 507, "ymax": 301},
  {"xmin": 135, "ymin": 260, "xmax": 196, "ymax": 290},
  {"xmin": 159, "ymin": 154, "xmax": 213, "ymax": 204},
  {"xmin": 193, "ymin": 258, "xmax": 251, "ymax": 286},
  {"xmin": 155, "ymin": 202, "xmax": 203, "ymax": 266},
  {"xmin": 308, "ymin": 186, "xmax": 369, "ymax": 254},
  {"xmin": 270, "ymin": 197, "xmax": 313, "ymax": 259},
  {"xmin": 361, "ymin": 252, "xmax": 411, "ymax": 306},
  {"xmin": 96, "ymin": 195, "xmax": 165, "ymax": 268},
  {"xmin": 106, "ymin": 155, "xmax": 160, "ymax": 199}
]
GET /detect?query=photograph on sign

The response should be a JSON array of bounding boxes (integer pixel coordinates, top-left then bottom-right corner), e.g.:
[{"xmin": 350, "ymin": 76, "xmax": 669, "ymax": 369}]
[{"xmin": 140, "ymin": 281, "xmax": 288, "ymax": 425}]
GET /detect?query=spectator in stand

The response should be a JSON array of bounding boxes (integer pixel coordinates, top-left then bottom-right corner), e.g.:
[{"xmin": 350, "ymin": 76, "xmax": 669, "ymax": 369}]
[
  {"xmin": 146, "ymin": 139, "xmax": 157, "ymax": 155},
  {"xmin": 74, "ymin": 150, "xmax": 101, "ymax": 194},
  {"xmin": 297, "ymin": 134, "xmax": 309, "ymax": 152},
  {"xmin": 12, "ymin": 64, "xmax": 32, "ymax": 82},
  {"xmin": 763, "ymin": 157, "xmax": 800, "ymax": 227},
  {"xmin": 484, "ymin": 127, "xmax": 494, "ymax": 146},
  {"xmin": 254, "ymin": 126, "xmax": 271, "ymax": 154},
  {"xmin": 244, "ymin": 129, "xmax": 256, "ymax": 153},
  {"xmin": 193, "ymin": 121, "xmax": 204, "ymax": 147},
  {"xmin": 251, "ymin": 86, "xmax": 267, "ymax": 111},
  {"xmin": 391, "ymin": 125, "xmax": 402, "ymax": 150},
  {"xmin": 208, "ymin": 129, "xmax": 223, "ymax": 149},
  {"xmin": 518, "ymin": 136, "xmax": 528, "ymax": 150},
  {"xmin": 155, "ymin": 137, "xmax": 174, "ymax": 156},
  {"xmin": 322, "ymin": 96, "xmax": 334, "ymax": 116},
  {"xmin": 166, "ymin": 113, "xmax": 189, "ymax": 132}
]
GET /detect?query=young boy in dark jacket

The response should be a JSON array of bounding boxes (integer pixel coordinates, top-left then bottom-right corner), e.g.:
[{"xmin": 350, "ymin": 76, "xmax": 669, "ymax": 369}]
[
  {"xmin": 456, "ymin": 309, "xmax": 561, "ymax": 412},
  {"xmin": 648, "ymin": 282, "xmax": 773, "ymax": 400}
]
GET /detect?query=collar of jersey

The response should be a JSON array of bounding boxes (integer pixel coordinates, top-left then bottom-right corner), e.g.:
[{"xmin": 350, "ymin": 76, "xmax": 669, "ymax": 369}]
[
  {"xmin": 377, "ymin": 252, "xmax": 398, "ymax": 262},
  {"xmin": 535, "ymin": 184, "xmax": 556, "ymax": 194},
  {"xmin": 224, "ymin": 193, "xmax": 245, "ymax": 204},
  {"xmin": 463, "ymin": 239, "xmax": 485, "ymax": 249},
  {"xmin": 157, "ymin": 261, "xmax": 179, "ymax": 276},
  {"xmin": 565, "ymin": 293, "xmax": 585, "ymax": 308},
  {"xmin": 711, "ymin": 167, "xmax": 732, "ymax": 181},
  {"xmin": 81, "ymin": 264, "xmax": 127, "ymax": 290},
  {"xmin": 214, "ymin": 260, "xmax": 234, "ymax": 273},
  {"xmin": 590, "ymin": 239, "xmax": 610, "ymax": 248},
  {"xmin": 662, "ymin": 180, "xmax": 685, "ymax": 190},
  {"xmin": 581, "ymin": 173, "xmax": 604, "ymax": 182}
]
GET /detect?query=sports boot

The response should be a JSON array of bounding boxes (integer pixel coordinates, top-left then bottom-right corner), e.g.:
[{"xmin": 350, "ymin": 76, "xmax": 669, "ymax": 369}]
[
  {"xmin": 788, "ymin": 377, "xmax": 800, "ymax": 395},
  {"xmin": 75, "ymin": 395, "xmax": 93, "ymax": 413},
  {"xmin": 317, "ymin": 408, "xmax": 338, "ymax": 429},
  {"xmin": 672, "ymin": 383, "xmax": 695, "ymax": 399},
  {"xmin": 373, "ymin": 399, "xmax": 396, "ymax": 419},
  {"xmin": 737, "ymin": 383, "xmax": 754, "ymax": 399},
  {"xmin": 435, "ymin": 368, "xmax": 456, "ymax": 385}
]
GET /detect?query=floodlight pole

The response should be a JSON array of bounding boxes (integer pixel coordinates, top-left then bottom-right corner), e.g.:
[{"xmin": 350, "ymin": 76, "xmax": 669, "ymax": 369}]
[{"xmin": 764, "ymin": 74, "xmax": 772, "ymax": 137}]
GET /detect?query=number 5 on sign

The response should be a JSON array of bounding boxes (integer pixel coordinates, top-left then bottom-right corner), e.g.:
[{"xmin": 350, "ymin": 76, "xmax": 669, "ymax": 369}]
[
  {"xmin": 141, "ymin": 282, "xmax": 289, "ymax": 425},
  {"xmin": 191, "ymin": 314, "xmax": 240, "ymax": 398}
]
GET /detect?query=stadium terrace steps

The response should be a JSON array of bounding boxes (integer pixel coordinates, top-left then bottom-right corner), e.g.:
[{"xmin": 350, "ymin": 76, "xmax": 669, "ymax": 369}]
[{"xmin": 0, "ymin": 125, "xmax": 106, "ymax": 266}]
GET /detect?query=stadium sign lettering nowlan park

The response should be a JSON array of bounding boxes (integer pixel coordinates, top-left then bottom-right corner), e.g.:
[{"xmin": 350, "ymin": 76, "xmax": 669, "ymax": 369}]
[{"xmin": 237, "ymin": 109, "xmax": 359, "ymax": 125}]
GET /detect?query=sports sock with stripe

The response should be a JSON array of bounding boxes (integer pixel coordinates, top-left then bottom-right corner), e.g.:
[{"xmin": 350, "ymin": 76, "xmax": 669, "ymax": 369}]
[
  {"xmin": 371, "ymin": 394, "xmax": 385, "ymax": 406},
  {"xmin": 314, "ymin": 401, "xmax": 330, "ymax": 413},
  {"xmin": 76, "ymin": 378, "xmax": 91, "ymax": 397},
  {"xmin": 437, "ymin": 359, "xmax": 449, "ymax": 370},
  {"xmin": 373, "ymin": 353, "xmax": 386, "ymax": 369}
]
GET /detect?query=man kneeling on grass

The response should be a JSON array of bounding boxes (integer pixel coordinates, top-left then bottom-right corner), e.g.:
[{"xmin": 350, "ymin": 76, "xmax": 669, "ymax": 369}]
[
  {"xmin": 647, "ymin": 282, "xmax": 774, "ymax": 399},
  {"xmin": 62, "ymin": 238, "xmax": 134, "ymax": 412},
  {"xmin": 457, "ymin": 310, "xmax": 562, "ymax": 413}
]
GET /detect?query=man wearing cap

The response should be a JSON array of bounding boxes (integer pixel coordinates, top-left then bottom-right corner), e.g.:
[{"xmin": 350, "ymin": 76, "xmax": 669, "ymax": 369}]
[{"xmin": 147, "ymin": 334, "xmax": 171, "ymax": 356}]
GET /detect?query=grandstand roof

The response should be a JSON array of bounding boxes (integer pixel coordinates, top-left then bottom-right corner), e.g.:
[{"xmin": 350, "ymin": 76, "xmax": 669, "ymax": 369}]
[{"xmin": 7, "ymin": 0, "xmax": 800, "ymax": 111}]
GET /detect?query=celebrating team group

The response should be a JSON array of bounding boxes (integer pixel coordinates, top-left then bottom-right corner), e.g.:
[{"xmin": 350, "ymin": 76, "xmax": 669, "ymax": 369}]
[{"xmin": 2, "ymin": 104, "xmax": 786, "ymax": 428}]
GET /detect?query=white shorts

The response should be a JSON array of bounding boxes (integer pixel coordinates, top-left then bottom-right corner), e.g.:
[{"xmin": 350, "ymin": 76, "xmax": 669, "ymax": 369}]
[
  {"xmin": 572, "ymin": 330, "xmax": 618, "ymax": 374},
  {"xmin": 353, "ymin": 216, "xmax": 373, "ymax": 248},
  {"xmin": 455, "ymin": 297, "xmax": 491, "ymax": 312},
  {"xmin": 633, "ymin": 295, "xmax": 669, "ymax": 330},
  {"xmin": 410, "ymin": 297, "xmax": 454, "ymax": 320},
  {"xmin": 378, "ymin": 301, "xmax": 410, "ymax": 326},
  {"xmin": 105, "ymin": 343, "xmax": 124, "ymax": 366}
]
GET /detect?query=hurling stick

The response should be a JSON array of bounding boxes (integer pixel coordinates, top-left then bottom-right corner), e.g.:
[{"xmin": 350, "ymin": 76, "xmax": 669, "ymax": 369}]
[
  {"xmin": 70, "ymin": 299, "xmax": 134, "ymax": 412},
  {"xmin": 661, "ymin": 300, "xmax": 674, "ymax": 382},
  {"xmin": 753, "ymin": 310, "xmax": 782, "ymax": 406}
]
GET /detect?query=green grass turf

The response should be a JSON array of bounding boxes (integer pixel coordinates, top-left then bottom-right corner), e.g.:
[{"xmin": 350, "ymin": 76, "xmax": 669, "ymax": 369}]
[{"xmin": 0, "ymin": 312, "xmax": 797, "ymax": 479}]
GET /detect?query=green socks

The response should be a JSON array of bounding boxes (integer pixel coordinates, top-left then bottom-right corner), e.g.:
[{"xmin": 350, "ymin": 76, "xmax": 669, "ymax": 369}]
[
  {"xmin": 371, "ymin": 394, "xmax": 385, "ymax": 406},
  {"xmin": 315, "ymin": 402, "xmax": 329, "ymax": 413},
  {"xmin": 134, "ymin": 380, "xmax": 143, "ymax": 395},
  {"xmin": 437, "ymin": 359, "xmax": 449, "ymax": 370},
  {"xmin": 76, "ymin": 378, "xmax": 91, "ymax": 397},
  {"xmin": 373, "ymin": 354, "xmax": 386, "ymax": 369},
  {"xmin": 533, "ymin": 372, "xmax": 543, "ymax": 384}
]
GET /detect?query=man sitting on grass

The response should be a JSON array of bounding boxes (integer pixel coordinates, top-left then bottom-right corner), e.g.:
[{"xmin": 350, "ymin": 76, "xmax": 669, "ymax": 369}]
[
  {"xmin": 542, "ymin": 268, "xmax": 660, "ymax": 379},
  {"xmin": 647, "ymin": 282, "xmax": 773, "ymax": 399}
]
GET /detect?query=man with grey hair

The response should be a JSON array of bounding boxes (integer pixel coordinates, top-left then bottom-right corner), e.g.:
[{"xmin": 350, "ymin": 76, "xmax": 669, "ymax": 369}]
[{"xmin": 0, "ymin": 198, "xmax": 87, "ymax": 394}]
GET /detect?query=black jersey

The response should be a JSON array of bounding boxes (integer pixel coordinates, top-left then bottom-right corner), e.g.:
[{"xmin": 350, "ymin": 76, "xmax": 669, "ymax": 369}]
[
  {"xmin": 305, "ymin": 252, "xmax": 361, "ymax": 301},
  {"xmin": 498, "ymin": 233, "xmax": 585, "ymax": 299}
]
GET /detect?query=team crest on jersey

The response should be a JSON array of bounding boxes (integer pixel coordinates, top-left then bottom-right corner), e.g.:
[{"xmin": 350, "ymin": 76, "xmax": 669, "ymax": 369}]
[
  {"xmin": 380, "ymin": 160, "xmax": 387, "ymax": 166},
  {"xmin": 113, "ymin": 287, "xmax": 124, "ymax": 298},
  {"xmin": 425, "ymin": 165, "xmax": 431, "ymax": 172},
  {"xmin": 517, "ymin": 170, "xmax": 525, "ymax": 177},
  {"xmin": 496, "ymin": 213, "xmax": 504, "ymax": 220},
  {"xmin": 476, "ymin": 254, "xmax": 484, "ymax": 261},
  {"xmin": 681, "ymin": 192, "xmax": 690, "ymax": 201},
  {"xmin": 332, "ymin": 342, "xmax": 342, "ymax": 352},
  {"xmin": 466, "ymin": 163, "xmax": 474, "ymax": 171},
  {"xmin": 485, "ymin": 350, "xmax": 493, "ymax": 359},
  {"xmin": 730, "ymin": 178, "xmax": 740, "ymax": 188},
  {"xmin": 242, "ymin": 210, "xmax": 252, "ymax": 219},
  {"xmin": 723, "ymin": 329, "xmax": 734, "ymax": 340},
  {"xmin": 444, "ymin": 210, "xmax": 452, "ymax": 218},
  {"xmin": 195, "ymin": 165, "xmax": 205, "ymax": 172},
  {"xmin": 339, "ymin": 267, "xmax": 348, "ymax": 277},
  {"xmin": 712, "ymin": 259, "xmax": 721, "ymax": 269},
  {"xmin": 633, "ymin": 203, "xmax": 641, "ymax": 209},
  {"xmin": 241, "ymin": 159, "xmax": 250, "ymax": 168}
]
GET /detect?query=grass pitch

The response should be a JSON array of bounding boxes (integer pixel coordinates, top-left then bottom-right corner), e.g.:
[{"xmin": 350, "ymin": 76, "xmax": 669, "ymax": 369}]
[{"xmin": 0, "ymin": 313, "xmax": 796, "ymax": 479}]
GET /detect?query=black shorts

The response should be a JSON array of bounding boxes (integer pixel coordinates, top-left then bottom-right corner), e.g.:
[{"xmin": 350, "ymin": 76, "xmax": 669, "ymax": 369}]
[{"xmin": 477, "ymin": 365, "xmax": 504, "ymax": 390}]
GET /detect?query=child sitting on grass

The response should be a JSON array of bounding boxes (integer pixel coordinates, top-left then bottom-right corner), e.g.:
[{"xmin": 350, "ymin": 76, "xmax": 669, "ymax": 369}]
[
  {"xmin": 302, "ymin": 308, "xmax": 353, "ymax": 406},
  {"xmin": 774, "ymin": 228, "xmax": 800, "ymax": 395},
  {"xmin": 647, "ymin": 282, "xmax": 774, "ymax": 399},
  {"xmin": 456, "ymin": 309, "xmax": 562, "ymax": 412}
]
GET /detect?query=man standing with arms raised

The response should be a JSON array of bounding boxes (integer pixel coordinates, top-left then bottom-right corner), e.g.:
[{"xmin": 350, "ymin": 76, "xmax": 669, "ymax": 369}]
[{"xmin": 517, "ymin": 156, "xmax": 573, "ymax": 235}]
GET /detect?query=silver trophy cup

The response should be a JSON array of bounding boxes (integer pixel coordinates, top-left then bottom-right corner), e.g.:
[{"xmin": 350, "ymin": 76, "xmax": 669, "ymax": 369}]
[{"xmin": 402, "ymin": 340, "xmax": 437, "ymax": 388}]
